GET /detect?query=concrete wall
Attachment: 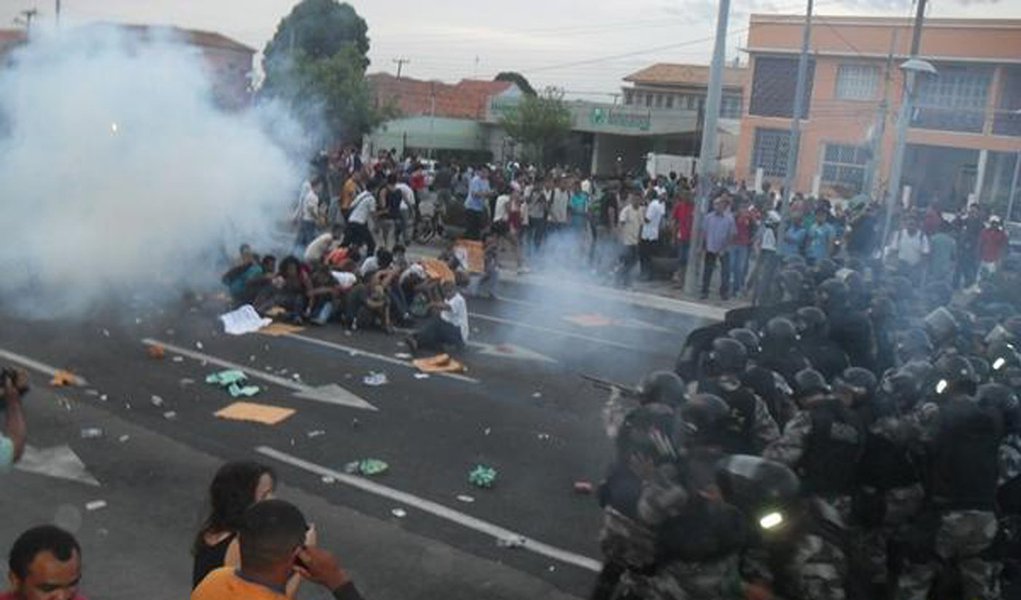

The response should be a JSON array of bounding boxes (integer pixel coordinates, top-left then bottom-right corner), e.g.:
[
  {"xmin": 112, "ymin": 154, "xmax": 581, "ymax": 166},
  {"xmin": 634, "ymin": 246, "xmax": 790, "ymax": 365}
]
[{"xmin": 366, "ymin": 116, "xmax": 486, "ymax": 155}]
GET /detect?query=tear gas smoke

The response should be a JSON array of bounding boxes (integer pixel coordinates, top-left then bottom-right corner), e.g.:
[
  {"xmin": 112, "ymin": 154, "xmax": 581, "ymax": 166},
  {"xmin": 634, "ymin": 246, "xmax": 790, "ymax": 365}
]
[{"xmin": 0, "ymin": 25, "xmax": 303, "ymax": 318}]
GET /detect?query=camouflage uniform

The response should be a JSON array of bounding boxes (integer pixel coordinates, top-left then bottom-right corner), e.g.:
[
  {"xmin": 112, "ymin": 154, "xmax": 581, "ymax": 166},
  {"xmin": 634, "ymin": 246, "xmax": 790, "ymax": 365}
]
[
  {"xmin": 648, "ymin": 555, "xmax": 743, "ymax": 600},
  {"xmin": 896, "ymin": 510, "xmax": 1000, "ymax": 600}
]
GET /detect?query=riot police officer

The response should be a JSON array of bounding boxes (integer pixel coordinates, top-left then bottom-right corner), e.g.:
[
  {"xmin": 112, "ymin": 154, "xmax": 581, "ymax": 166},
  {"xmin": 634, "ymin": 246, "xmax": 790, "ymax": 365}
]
[
  {"xmin": 730, "ymin": 328, "xmax": 797, "ymax": 428},
  {"xmin": 796, "ymin": 306, "xmax": 851, "ymax": 381},
  {"xmin": 697, "ymin": 337, "xmax": 780, "ymax": 455},
  {"xmin": 758, "ymin": 317, "xmax": 811, "ymax": 386},
  {"xmin": 897, "ymin": 355, "xmax": 1004, "ymax": 600},
  {"xmin": 817, "ymin": 278, "xmax": 876, "ymax": 371}
]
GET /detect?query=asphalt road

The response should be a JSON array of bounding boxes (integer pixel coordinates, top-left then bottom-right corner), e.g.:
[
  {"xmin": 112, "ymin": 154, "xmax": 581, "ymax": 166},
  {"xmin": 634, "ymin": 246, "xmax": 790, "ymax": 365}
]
[{"xmin": 0, "ymin": 276, "xmax": 709, "ymax": 599}]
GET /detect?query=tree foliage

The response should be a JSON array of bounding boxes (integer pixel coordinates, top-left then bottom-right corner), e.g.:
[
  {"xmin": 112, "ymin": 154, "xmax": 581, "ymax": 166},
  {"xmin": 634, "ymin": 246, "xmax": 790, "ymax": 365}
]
[
  {"xmin": 260, "ymin": 0, "xmax": 380, "ymax": 144},
  {"xmin": 499, "ymin": 88, "xmax": 573, "ymax": 165},
  {"xmin": 494, "ymin": 71, "xmax": 536, "ymax": 96}
]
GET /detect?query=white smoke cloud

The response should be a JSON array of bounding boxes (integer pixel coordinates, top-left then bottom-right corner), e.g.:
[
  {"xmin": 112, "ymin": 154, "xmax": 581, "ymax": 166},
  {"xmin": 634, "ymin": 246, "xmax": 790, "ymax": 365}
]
[{"xmin": 0, "ymin": 24, "xmax": 304, "ymax": 317}]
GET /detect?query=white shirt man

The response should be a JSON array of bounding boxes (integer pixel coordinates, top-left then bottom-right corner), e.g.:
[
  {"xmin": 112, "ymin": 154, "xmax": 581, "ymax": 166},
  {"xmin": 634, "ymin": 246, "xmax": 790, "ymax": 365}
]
[
  {"xmin": 888, "ymin": 226, "xmax": 930, "ymax": 267},
  {"xmin": 550, "ymin": 186, "xmax": 570, "ymax": 225},
  {"xmin": 348, "ymin": 190, "xmax": 376, "ymax": 225},
  {"xmin": 395, "ymin": 181, "xmax": 416, "ymax": 213},
  {"xmin": 297, "ymin": 182, "xmax": 320, "ymax": 223},
  {"xmin": 441, "ymin": 291, "xmax": 470, "ymax": 342},
  {"xmin": 618, "ymin": 201, "xmax": 644, "ymax": 248},
  {"xmin": 641, "ymin": 197, "xmax": 666, "ymax": 242},
  {"xmin": 493, "ymin": 194, "xmax": 511, "ymax": 223},
  {"xmin": 304, "ymin": 232, "xmax": 335, "ymax": 263}
]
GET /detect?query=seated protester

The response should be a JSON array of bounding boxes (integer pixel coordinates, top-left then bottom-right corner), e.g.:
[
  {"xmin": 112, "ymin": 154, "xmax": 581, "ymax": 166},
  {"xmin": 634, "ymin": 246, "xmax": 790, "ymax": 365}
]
[
  {"xmin": 3, "ymin": 525, "xmax": 86, "ymax": 600},
  {"xmin": 437, "ymin": 240, "xmax": 466, "ymax": 273},
  {"xmin": 391, "ymin": 245, "xmax": 409, "ymax": 272},
  {"xmin": 303, "ymin": 226, "xmax": 342, "ymax": 265},
  {"xmin": 343, "ymin": 278, "xmax": 392, "ymax": 334},
  {"xmin": 398, "ymin": 264, "xmax": 430, "ymax": 318},
  {"xmin": 193, "ymin": 461, "xmax": 284, "ymax": 589},
  {"xmin": 255, "ymin": 256, "xmax": 311, "ymax": 322},
  {"xmin": 405, "ymin": 281, "xmax": 469, "ymax": 354},
  {"xmin": 222, "ymin": 244, "xmax": 265, "ymax": 305},
  {"xmin": 306, "ymin": 264, "xmax": 343, "ymax": 325},
  {"xmin": 235, "ymin": 255, "xmax": 277, "ymax": 307},
  {"xmin": 192, "ymin": 500, "xmax": 363, "ymax": 600},
  {"xmin": 358, "ymin": 248, "xmax": 393, "ymax": 280},
  {"xmin": 372, "ymin": 267, "xmax": 409, "ymax": 327},
  {"xmin": 325, "ymin": 245, "xmax": 358, "ymax": 269}
]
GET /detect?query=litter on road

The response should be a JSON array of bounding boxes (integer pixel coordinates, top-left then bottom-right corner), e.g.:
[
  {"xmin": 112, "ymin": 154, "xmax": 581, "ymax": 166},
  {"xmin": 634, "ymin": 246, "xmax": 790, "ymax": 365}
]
[
  {"xmin": 394, "ymin": 353, "xmax": 413, "ymax": 360},
  {"xmin": 150, "ymin": 395, "xmax": 164, "ymax": 407},
  {"xmin": 227, "ymin": 383, "xmax": 261, "ymax": 398},
  {"xmin": 172, "ymin": 356, "xmax": 184, "ymax": 363},
  {"xmin": 413, "ymin": 373, "xmax": 430, "ymax": 380},
  {"xmin": 205, "ymin": 370, "xmax": 247, "ymax": 386},
  {"xmin": 573, "ymin": 481, "xmax": 594, "ymax": 494},
  {"xmin": 362, "ymin": 372, "xmax": 388, "ymax": 386},
  {"xmin": 496, "ymin": 535, "xmax": 526, "ymax": 549},
  {"xmin": 468, "ymin": 465, "xmax": 497, "ymax": 488},
  {"xmin": 413, "ymin": 354, "xmax": 465, "ymax": 374},
  {"xmin": 456, "ymin": 494, "xmax": 475, "ymax": 503},
  {"xmin": 391, "ymin": 508, "xmax": 407, "ymax": 518},
  {"xmin": 80, "ymin": 428, "xmax": 103, "ymax": 439},
  {"xmin": 85, "ymin": 500, "xmax": 107, "ymax": 511},
  {"xmin": 163, "ymin": 411, "xmax": 177, "ymax": 420},
  {"xmin": 306, "ymin": 429, "xmax": 326, "ymax": 438},
  {"xmin": 219, "ymin": 305, "xmax": 272, "ymax": 335},
  {"xmin": 118, "ymin": 435, "xmax": 130, "ymax": 443},
  {"xmin": 345, "ymin": 459, "xmax": 389, "ymax": 476},
  {"xmin": 321, "ymin": 476, "xmax": 336, "ymax": 484},
  {"xmin": 50, "ymin": 370, "xmax": 77, "ymax": 387},
  {"xmin": 215, "ymin": 401, "xmax": 295, "ymax": 426},
  {"xmin": 146, "ymin": 345, "xmax": 165, "ymax": 359}
]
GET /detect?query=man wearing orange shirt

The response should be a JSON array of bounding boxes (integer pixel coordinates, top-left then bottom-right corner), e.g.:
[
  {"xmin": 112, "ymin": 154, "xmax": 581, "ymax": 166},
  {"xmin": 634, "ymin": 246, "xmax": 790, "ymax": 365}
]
[
  {"xmin": 339, "ymin": 171, "xmax": 364, "ymax": 222},
  {"xmin": 192, "ymin": 500, "xmax": 364, "ymax": 600}
]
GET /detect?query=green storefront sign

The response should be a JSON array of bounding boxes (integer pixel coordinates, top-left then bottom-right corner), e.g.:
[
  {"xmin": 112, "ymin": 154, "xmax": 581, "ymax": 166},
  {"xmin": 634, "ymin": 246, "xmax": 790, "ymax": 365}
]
[{"xmin": 589, "ymin": 107, "xmax": 651, "ymax": 131}]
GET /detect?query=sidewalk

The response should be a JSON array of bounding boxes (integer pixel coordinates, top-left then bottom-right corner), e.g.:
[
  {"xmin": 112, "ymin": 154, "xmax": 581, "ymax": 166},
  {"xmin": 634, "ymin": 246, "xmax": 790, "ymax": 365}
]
[
  {"xmin": 3, "ymin": 387, "xmax": 583, "ymax": 600},
  {"xmin": 409, "ymin": 242, "xmax": 743, "ymax": 322}
]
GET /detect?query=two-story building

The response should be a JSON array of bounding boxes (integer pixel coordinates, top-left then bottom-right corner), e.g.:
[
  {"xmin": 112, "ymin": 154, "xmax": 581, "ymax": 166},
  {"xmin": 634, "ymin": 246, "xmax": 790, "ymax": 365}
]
[{"xmin": 735, "ymin": 15, "xmax": 1021, "ymax": 219}]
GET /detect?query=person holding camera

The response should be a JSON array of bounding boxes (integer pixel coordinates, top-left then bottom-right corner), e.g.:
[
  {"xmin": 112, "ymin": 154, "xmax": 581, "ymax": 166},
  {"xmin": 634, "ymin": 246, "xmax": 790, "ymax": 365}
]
[{"xmin": 1, "ymin": 368, "xmax": 28, "ymax": 471}]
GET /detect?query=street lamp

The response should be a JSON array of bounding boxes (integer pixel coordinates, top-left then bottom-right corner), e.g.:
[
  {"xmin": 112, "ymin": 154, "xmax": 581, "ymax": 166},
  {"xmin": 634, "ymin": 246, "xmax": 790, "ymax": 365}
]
[{"xmin": 880, "ymin": 58, "xmax": 938, "ymax": 246}]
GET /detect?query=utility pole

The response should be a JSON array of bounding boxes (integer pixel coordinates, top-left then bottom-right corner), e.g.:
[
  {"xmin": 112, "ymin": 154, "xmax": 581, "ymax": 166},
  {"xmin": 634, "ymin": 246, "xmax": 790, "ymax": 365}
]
[
  {"xmin": 393, "ymin": 57, "xmax": 410, "ymax": 79},
  {"xmin": 428, "ymin": 81, "xmax": 436, "ymax": 160},
  {"xmin": 780, "ymin": 0, "xmax": 814, "ymax": 213},
  {"xmin": 865, "ymin": 30, "xmax": 898, "ymax": 196},
  {"xmin": 684, "ymin": 0, "xmax": 730, "ymax": 296},
  {"xmin": 55, "ymin": 0, "xmax": 61, "ymax": 25},
  {"xmin": 17, "ymin": 8, "xmax": 38, "ymax": 32},
  {"xmin": 881, "ymin": 0, "xmax": 928, "ymax": 248}
]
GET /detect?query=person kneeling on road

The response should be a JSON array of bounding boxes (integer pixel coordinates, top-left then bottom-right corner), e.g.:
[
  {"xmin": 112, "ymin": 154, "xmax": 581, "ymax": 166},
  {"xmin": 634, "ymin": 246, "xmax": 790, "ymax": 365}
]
[
  {"xmin": 1, "ymin": 368, "xmax": 28, "ymax": 472},
  {"xmin": 192, "ymin": 499, "xmax": 363, "ymax": 600},
  {"xmin": 405, "ymin": 281, "xmax": 468, "ymax": 354}
]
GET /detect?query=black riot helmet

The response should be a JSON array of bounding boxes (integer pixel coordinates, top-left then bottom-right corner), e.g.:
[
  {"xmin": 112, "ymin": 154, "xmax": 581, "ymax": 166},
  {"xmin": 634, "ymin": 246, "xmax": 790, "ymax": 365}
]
[
  {"xmin": 680, "ymin": 393, "xmax": 732, "ymax": 448},
  {"xmin": 879, "ymin": 368, "xmax": 922, "ymax": 413},
  {"xmin": 708, "ymin": 337, "xmax": 748, "ymax": 376},
  {"xmin": 715, "ymin": 455, "xmax": 800, "ymax": 532},
  {"xmin": 728, "ymin": 328, "xmax": 762, "ymax": 358},
  {"xmin": 617, "ymin": 403, "xmax": 685, "ymax": 464},
  {"xmin": 813, "ymin": 258, "xmax": 838, "ymax": 283},
  {"xmin": 834, "ymin": 367, "xmax": 878, "ymax": 405},
  {"xmin": 762, "ymin": 317, "xmax": 799, "ymax": 350},
  {"xmin": 779, "ymin": 270, "xmax": 806, "ymax": 302},
  {"xmin": 896, "ymin": 328, "xmax": 933, "ymax": 364},
  {"xmin": 637, "ymin": 371, "xmax": 688, "ymax": 408},
  {"xmin": 988, "ymin": 341, "xmax": 1020, "ymax": 373},
  {"xmin": 793, "ymin": 368, "xmax": 831, "ymax": 403},
  {"xmin": 968, "ymin": 356, "xmax": 991, "ymax": 385},
  {"xmin": 934, "ymin": 354, "xmax": 979, "ymax": 397},
  {"xmin": 977, "ymin": 382, "xmax": 1020, "ymax": 434},
  {"xmin": 924, "ymin": 307, "xmax": 961, "ymax": 349},
  {"xmin": 816, "ymin": 278, "xmax": 850, "ymax": 313},
  {"xmin": 795, "ymin": 306, "xmax": 829, "ymax": 340}
]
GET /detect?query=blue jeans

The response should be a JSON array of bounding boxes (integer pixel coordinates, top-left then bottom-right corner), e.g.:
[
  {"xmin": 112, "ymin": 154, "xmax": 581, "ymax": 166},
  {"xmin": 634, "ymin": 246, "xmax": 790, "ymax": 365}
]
[{"xmin": 730, "ymin": 244, "xmax": 750, "ymax": 293}]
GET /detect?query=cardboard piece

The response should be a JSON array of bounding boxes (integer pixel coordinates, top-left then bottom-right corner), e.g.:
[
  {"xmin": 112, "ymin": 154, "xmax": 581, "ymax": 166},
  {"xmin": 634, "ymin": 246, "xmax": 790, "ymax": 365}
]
[
  {"xmin": 50, "ymin": 370, "xmax": 77, "ymax": 387},
  {"xmin": 258, "ymin": 322, "xmax": 306, "ymax": 337},
  {"xmin": 420, "ymin": 258, "xmax": 456, "ymax": 284},
  {"xmin": 413, "ymin": 354, "xmax": 466, "ymax": 374},
  {"xmin": 215, "ymin": 401, "xmax": 295, "ymax": 425},
  {"xmin": 564, "ymin": 314, "xmax": 615, "ymax": 328},
  {"xmin": 454, "ymin": 239, "xmax": 485, "ymax": 273}
]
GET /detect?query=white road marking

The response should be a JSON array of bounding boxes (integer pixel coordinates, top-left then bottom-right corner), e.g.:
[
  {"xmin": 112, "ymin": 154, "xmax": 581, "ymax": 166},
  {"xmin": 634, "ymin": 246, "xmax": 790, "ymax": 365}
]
[
  {"xmin": 0, "ymin": 347, "xmax": 88, "ymax": 386},
  {"xmin": 280, "ymin": 333, "xmax": 480, "ymax": 384},
  {"xmin": 256, "ymin": 446, "xmax": 602, "ymax": 573},
  {"xmin": 141, "ymin": 339, "xmax": 378, "ymax": 411},
  {"xmin": 469, "ymin": 313, "xmax": 656, "ymax": 354},
  {"xmin": 16, "ymin": 445, "xmax": 100, "ymax": 487}
]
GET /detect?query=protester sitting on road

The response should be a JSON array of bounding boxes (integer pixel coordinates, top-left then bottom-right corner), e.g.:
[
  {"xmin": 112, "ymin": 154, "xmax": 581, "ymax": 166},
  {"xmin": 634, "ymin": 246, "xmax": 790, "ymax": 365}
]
[
  {"xmin": 193, "ymin": 461, "xmax": 280, "ymax": 589},
  {"xmin": 358, "ymin": 248, "xmax": 392, "ymax": 279},
  {"xmin": 255, "ymin": 256, "xmax": 311, "ymax": 322},
  {"xmin": 222, "ymin": 245, "xmax": 265, "ymax": 305},
  {"xmin": 0, "ymin": 368, "xmax": 28, "ymax": 472},
  {"xmin": 192, "ymin": 500, "xmax": 362, "ymax": 600},
  {"xmin": 3, "ymin": 525, "xmax": 85, "ymax": 600},
  {"xmin": 405, "ymin": 281, "xmax": 468, "ymax": 354}
]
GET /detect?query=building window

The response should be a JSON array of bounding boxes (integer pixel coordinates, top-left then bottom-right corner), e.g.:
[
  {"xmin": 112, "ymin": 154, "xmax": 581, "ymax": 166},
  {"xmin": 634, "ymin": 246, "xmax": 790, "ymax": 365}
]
[
  {"xmin": 624, "ymin": 89, "xmax": 634, "ymax": 105},
  {"xmin": 721, "ymin": 95, "xmax": 742, "ymax": 119},
  {"xmin": 749, "ymin": 55, "xmax": 815, "ymax": 118},
  {"xmin": 820, "ymin": 143, "xmax": 869, "ymax": 192},
  {"xmin": 645, "ymin": 93, "xmax": 653, "ymax": 107},
  {"xmin": 993, "ymin": 66, "xmax": 1021, "ymax": 137},
  {"xmin": 655, "ymin": 94, "xmax": 664, "ymax": 108},
  {"xmin": 665, "ymin": 95, "xmax": 675, "ymax": 109},
  {"xmin": 913, "ymin": 65, "xmax": 992, "ymax": 133},
  {"xmin": 835, "ymin": 64, "xmax": 879, "ymax": 100},
  {"xmin": 751, "ymin": 128, "xmax": 790, "ymax": 177}
]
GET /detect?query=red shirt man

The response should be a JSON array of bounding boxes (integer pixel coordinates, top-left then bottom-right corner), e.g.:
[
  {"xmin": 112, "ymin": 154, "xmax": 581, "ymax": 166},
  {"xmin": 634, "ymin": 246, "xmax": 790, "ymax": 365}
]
[
  {"xmin": 978, "ymin": 218, "xmax": 1009, "ymax": 264},
  {"xmin": 734, "ymin": 207, "xmax": 755, "ymax": 247},
  {"xmin": 673, "ymin": 197, "xmax": 694, "ymax": 243}
]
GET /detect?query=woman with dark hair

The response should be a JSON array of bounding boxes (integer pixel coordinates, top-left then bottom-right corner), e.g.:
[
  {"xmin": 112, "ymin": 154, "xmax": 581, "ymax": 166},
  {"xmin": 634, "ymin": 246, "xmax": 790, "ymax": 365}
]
[{"xmin": 191, "ymin": 461, "xmax": 277, "ymax": 588}]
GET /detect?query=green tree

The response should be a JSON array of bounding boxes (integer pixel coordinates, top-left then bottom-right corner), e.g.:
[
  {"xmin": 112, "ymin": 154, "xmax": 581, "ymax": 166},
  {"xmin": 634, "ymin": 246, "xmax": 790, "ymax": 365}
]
[
  {"xmin": 494, "ymin": 71, "xmax": 536, "ymax": 96},
  {"xmin": 499, "ymin": 87, "xmax": 573, "ymax": 165},
  {"xmin": 260, "ymin": 0, "xmax": 381, "ymax": 143}
]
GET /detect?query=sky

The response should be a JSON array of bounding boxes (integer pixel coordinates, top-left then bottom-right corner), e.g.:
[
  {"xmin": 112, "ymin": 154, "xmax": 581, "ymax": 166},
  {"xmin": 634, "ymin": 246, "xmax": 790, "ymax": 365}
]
[{"xmin": 3, "ymin": 0, "xmax": 1019, "ymax": 97}]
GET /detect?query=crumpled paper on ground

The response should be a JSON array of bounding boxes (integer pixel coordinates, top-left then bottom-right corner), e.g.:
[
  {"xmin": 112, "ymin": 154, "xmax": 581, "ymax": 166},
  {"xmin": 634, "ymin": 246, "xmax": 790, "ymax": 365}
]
[{"xmin": 219, "ymin": 305, "xmax": 272, "ymax": 335}]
